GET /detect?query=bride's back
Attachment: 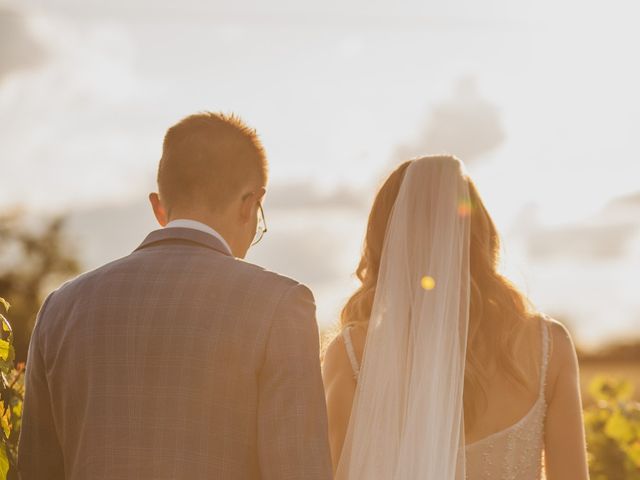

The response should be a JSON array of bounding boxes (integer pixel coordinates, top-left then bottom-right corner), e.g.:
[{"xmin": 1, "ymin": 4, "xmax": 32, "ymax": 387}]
[{"xmin": 465, "ymin": 315, "xmax": 546, "ymax": 444}]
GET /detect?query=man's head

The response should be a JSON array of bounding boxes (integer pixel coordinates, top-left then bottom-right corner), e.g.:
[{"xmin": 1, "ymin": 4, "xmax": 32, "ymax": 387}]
[{"xmin": 149, "ymin": 112, "xmax": 268, "ymax": 258}]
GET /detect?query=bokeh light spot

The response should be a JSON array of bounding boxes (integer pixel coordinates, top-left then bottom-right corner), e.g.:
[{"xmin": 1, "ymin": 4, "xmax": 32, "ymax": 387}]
[
  {"xmin": 421, "ymin": 276, "xmax": 436, "ymax": 290},
  {"xmin": 458, "ymin": 199, "xmax": 473, "ymax": 217}
]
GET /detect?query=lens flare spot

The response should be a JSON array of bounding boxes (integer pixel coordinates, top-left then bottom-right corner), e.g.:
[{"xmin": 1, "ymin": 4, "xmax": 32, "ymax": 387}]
[
  {"xmin": 458, "ymin": 199, "xmax": 472, "ymax": 217},
  {"xmin": 421, "ymin": 276, "xmax": 436, "ymax": 290}
]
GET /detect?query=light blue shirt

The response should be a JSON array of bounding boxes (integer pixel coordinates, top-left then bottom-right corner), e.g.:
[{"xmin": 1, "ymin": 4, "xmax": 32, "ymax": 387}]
[{"xmin": 165, "ymin": 219, "xmax": 233, "ymax": 255}]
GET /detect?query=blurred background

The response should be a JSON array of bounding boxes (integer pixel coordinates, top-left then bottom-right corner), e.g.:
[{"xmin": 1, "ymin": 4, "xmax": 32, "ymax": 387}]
[{"xmin": 1, "ymin": 0, "xmax": 639, "ymax": 395}]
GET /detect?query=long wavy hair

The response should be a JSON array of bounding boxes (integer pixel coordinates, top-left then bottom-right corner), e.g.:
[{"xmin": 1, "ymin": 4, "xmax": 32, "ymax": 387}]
[{"xmin": 337, "ymin": 158, "xmax": 536, "ymax": 430}]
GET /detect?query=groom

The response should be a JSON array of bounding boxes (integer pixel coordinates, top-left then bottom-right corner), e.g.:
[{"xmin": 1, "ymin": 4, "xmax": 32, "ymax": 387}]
[{"xmin": 19, "ymin": 112, "xmax": 333, "ymax": 479}]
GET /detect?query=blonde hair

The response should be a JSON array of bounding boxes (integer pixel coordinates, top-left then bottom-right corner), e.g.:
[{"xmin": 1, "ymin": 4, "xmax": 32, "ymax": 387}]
[{"xmin": 337, "ymin": 160, "xmax": 535, "ymax": 429}]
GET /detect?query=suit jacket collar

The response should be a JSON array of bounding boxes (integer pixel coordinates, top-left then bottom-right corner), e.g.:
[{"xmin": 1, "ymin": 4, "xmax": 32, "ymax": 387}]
[{"xmin": 134, "ymin": 227, "xmax": 234, "ymax": 257}]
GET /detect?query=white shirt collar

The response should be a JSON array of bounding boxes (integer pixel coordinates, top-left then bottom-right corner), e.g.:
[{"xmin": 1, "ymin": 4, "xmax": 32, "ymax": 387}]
[{"xmin": 165, "ymin": 219, "xmax": 233, "ymax": 255}]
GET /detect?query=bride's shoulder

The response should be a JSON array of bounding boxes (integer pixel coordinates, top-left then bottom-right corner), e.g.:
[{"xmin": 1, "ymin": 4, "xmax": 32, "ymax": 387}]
[
  {"xmin": 322, "ymin": 325, "xmax": 366, "ymax": 379},
  {"xmin": 322, "ymin": 331, "xmax": 352, "ymax": 388},
  {"xmin": 540, "ymin": 314, "xmax": 577, "ymax": 359},
  {"xmin": 538, "ymin": 314, "xmax": 580, "ymax": 397}
]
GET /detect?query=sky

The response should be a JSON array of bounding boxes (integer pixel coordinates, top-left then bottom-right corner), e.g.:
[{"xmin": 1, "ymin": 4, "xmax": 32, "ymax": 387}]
[{"xmin": 1, "ymin": 0, "xmax": 639, "ymax": 348}]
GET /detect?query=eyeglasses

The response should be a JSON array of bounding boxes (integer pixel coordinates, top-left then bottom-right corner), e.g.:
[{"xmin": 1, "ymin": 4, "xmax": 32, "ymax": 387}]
[{"xmin": 251, "ymin": 202, "xmax": 267, "ymax": 246}]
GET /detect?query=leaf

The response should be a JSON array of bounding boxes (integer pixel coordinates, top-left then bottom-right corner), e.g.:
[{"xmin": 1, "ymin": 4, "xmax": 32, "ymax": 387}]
[
  {"xmin": 0, "ymin": 361, "xmax": 13, "ymax": 376},
  {"xmin": 589, "ymin": 376, "xmax": 634, "ymax": 403},
  {"xmin": 589, "ymin": 376, "xmax": 612, "ymax": 402},
  {"xmin": 0, "ymin": 444, "xmax": 8, "ymax": 480},
  {"xmin": 613, "ymin": 379, "xmax": 635, "ymax": 402},
  {"xmin": 11, "ymin": 401, "xmax": 21, "ymax": 419},
  {"xmin": 0, "ymin": 340, "xmax": 10, "ymax": 363},
  {"xmin": 0, "ymin": 299, "xmax": 8, "ymax": 313},
  {"xmin": 0, "ymin": 339, "xmax": 13, "ymax": 362},
  {"xmin": 605, "ymin": 410, "xmax": 635, "ymax": 444},
  {"xmin": 627, "ymin": 441, "xmax": 640, "ymax": 467},
  {"xmin": 0, "ymin": 316, "xmax": 11, "ymax": 336},
  {"xmin": 0, "ymin": 408, "xmax": 9, "ymax": 439}
]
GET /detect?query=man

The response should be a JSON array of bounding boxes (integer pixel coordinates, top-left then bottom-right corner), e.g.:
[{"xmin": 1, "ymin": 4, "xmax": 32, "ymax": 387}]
[{"xmin": 19, "ymin": 112, "xmax": 333, "ymax": 479}]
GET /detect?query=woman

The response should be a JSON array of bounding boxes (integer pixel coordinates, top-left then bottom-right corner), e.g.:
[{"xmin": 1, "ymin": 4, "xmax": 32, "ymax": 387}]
[{"xmin": 322, "ymin": 156, "xmax": 589, "ymax": 479}]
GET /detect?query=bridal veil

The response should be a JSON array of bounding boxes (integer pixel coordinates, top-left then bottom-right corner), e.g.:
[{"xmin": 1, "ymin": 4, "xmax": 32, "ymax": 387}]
[{"xmin": 336, "ymin": 156, "xmax": 471, "ymax": 480}]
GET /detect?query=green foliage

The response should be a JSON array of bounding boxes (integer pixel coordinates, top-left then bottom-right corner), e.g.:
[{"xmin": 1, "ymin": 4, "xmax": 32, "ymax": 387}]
[
  {"xmin": 0, "ymin": 212, "xmax": 80, "ymax": 363},
  {"xmin": 0, "ymin": 298, "xmax": 23, "ymax": 480},
  {"xmin": 585, "ymin": 376, "xmax": 640, "ymax": 479}
]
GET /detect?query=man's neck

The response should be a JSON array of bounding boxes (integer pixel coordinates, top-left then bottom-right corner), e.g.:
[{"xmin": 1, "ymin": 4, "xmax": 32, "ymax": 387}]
[{"xmin": 165, "ymin": 218, "xmax": 233, "ymax": 255}]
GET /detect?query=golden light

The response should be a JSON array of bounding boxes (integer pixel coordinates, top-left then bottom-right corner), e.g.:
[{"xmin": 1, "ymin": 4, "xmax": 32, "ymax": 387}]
[
  {"xmin": 421, "ymin": 276, "xmax": 436, "ymax": 290},
  {"xmin": 458, "ymin": 199, "xmax": 472, "ymax": 217}
]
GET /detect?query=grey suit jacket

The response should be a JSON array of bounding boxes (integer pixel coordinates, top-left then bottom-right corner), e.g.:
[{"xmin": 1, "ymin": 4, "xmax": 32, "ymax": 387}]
[{"xmin": 18, "ymin": 227, "xmax": 333, "ymax": 480}]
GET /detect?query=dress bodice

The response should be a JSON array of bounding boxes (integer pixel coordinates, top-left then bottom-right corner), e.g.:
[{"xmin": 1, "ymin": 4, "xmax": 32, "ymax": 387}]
[{"xmin": 341, "ymin": 315, "xmax": 551, "ymax": 480}]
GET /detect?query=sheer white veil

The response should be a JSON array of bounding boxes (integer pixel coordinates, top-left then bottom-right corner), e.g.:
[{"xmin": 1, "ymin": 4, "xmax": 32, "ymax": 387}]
[{"xmin": 336, "ymin": 155, "xmax": 471, "ymax": 480}]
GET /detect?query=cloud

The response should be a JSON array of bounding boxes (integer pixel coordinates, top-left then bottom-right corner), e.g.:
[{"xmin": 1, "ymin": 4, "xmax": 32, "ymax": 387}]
[
  {"xmin": 66, "ymin": 198, "xmax": 157, "ymax": 269},
  {"xmin": 526, "ymin": 224, "xmax": 637, "ymax": 261},
  {"xmin": 248, "ymin": 217, "xmax": 353, "ymax": 285},
  {"xmin": 393, "ymin": 76, "xmax": 506, "ymax": 164},
  {"xmin": 518, "ymin": 192, "xmax": 640, "ymax": 261},
  {"xmin": 0, "ymin": 5, "xmax": 47, "ymax": 81},
  {"xmin": 0, "ymin": 9, "xmax": 163, "ymax": 211},
  {"xmin": 604, "ymin": 191, "xmax": 640, "ymax": 215},
  {"xmin": 264, "ymin": 181, "xmax": 368, "ymax": 212}
]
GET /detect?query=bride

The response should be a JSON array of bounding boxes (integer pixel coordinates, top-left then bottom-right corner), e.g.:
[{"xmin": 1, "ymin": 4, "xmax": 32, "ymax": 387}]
[{"xmin": 322, "ymin": 156, "xmax": 589, "ymax": 479}]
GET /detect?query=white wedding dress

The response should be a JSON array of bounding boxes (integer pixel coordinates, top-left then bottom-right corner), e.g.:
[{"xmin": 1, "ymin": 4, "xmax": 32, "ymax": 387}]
[{"xmin": 342, "ymin": 313, "xmax": 551, "ymax": 480}]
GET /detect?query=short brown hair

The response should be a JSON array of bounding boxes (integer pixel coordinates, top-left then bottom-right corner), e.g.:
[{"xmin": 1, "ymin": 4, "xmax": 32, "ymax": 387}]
[{"xmin": 157, "ymin": 112, "xmax": 267, "ymax": 212}]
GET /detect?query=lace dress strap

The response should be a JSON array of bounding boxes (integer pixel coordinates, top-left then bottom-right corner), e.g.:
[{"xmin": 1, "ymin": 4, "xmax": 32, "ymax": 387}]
[
  {"xmin": 539, "ymin": 314, "xmax": 551, "ymax": 399},
  {"xmin": 342, "ymin": 327, "xmax": 360, "ymax": 381}
]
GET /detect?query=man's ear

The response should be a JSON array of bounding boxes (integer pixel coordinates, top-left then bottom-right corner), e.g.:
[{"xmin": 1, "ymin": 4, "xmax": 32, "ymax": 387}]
[
  {"xmin": 239, "ymin": 187, "xmax": 267, "ymax": 224},
  {"xmin": 149, "ymin": 192, "xmax": 168, "ymax": 226},
  {"xmin": 238, "ymin": 192, "xmax": 255, "ymax": 225}
]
